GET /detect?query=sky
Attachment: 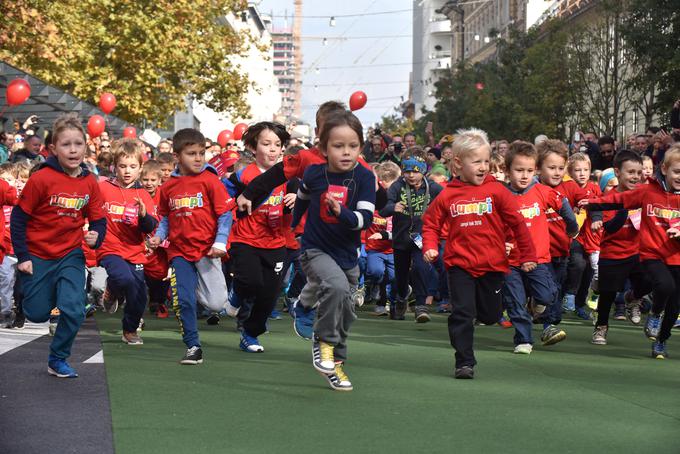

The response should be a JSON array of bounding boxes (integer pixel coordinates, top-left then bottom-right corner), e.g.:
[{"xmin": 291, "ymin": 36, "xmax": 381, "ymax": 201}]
[{"xmin": 257, "ymin": 0, "xmax": 413, "ymax": 128}]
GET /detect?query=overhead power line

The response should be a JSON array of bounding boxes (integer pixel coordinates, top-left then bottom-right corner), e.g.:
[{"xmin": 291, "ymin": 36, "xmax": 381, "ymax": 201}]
[{"xmin": 271, "ymin": 8, "xmax": 411, "ymax": 19}]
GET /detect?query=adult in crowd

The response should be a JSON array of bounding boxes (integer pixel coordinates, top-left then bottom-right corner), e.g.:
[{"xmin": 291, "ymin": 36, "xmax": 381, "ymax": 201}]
[
  {"xmin": 0, "ymin": 132, "xmax": 12, "ymax": 163},
  {"xmin": 595, "ymin": 136, "xmax": 616, "ymax": 171},
  {"xmin": 403, "ymin": 132, "xmax": 417, "ymax": 150},
  {"xmin": 378, "ymin": 134, "xmax": 404, "ymax": 165}
]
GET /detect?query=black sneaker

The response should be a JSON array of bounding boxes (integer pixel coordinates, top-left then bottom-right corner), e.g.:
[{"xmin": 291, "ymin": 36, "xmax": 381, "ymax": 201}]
[
  {"xmin": 206, "ymin": 313, "xmax": 220, "ymax": 326},
  {"xmin": 390, "ymin": 299, "xmax": 407, "ymax": 320},
  {"xmin": 11, "ymin": 311, "xmax": 25, "ymax": 329},
  {"xmin": 454, "ymin": 366, "xmax": 474, "ymax": 379},
  {"xmin": 180, "ymin": 346, "xmax": 203, "ymax": 365},
  {"xmin": 415, "ymin": 305, "xmax": 431, "ymax": 323}
]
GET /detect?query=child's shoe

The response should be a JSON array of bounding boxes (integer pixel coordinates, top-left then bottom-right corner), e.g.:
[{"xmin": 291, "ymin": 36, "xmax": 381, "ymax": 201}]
[
  {"xmin": 541, "ymin": 325, "xmax": 566, "ymax": 345},
  {"xmin": 614, "ymin": 304, "xmax": 626, "ymax": 320},
  {"xmin": 437, "ymin": 301, "xmax": 451, "ymax": 313},
  {"xmin": 48, "ymin": 355, "xmax": 78, "ymax": 378},
  {"xmin": 240, "ymin": 333, "xmax": 264, "ymax": 352},
  {"xmin": 206, "ymin": 313, "xmax": 220, "ymax": 325},
  {"xmin": 156, "ymin": 304, "xmax": 169, "ymax": 318},
  {"xmin": 292, "ymin": 300, "xmax": 315, "ymax": 340},
  {"xmin": 562, "ymin": 294, "xmax": 576, "ymax": 312},
  {"xmin": 102, "ymin": 288, "xmax": 119, "ymax": 314},
  {"xmin": 674, "ymin": 316, "xmax": 680, "ymax": 330},
  {"xmin": 644, "ymin": 313, "xmax": 662, "ymax": 340},
  {"xmin": 498, "ymin": 311, "xmax": 512, "ymax": 328},
  {"xmin": 312, "ymin": 337, "xmax": 335, "ymax": 374},
  {"xmin": 180, "ymin": 346, "xmax": 203, "ymax": 365},
  {"xmin": 321, "ymin": 363, "xmax": 353, "ymax": 391},
  {"xmin": 454, "ymin": 366, "xmax": 474, "ymax": 379},
  {"xmin": 415, "ymin": 305, "xmax": 431, "ymax": 323},
  {"xmin": 122, "ymin": 331, "xmax": 143, "ymax": 345},
  {"xmin": 373, "ymin": 305, "xmax": 388, "ymax": 316},
  {"xmin": 591, "ymin": 325, "xmax": 608, "ymax": 345},
  {"xmin": 225, "ymin": 289, "xmax": 241, "ymax": 317},
  {"xmin": 624, "ymin": 291, "xmax": 642, "ymax": 325},
  {"xmin": 586, "ymin": 288, "xmax": 599, "ymax": 310},
  {"xmin": 652, "ymin": 341, "xmax": 667, "ymax": 359},
  {"xmin": 351, "ymin": 285, "xmax": 365, "ymax": 307},
  {"xmin": 575, "ymin": 307, "xmax": 591, "ymax": 320},
  {"xmin": 269, "ymin": 310, "xmax": 282, "ymax": 320},
  {"xmin": 513, "ymin": 343, "xmax": 533, "ymax": 354}
]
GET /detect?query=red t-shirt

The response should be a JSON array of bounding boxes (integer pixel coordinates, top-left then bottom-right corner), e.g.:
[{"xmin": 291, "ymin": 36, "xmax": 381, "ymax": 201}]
[
  {"xmin": 507, "ymin": 183, "xmax": 563, "ymax": 266},
  {"xmin": 18, "ymin": 166, "xmax": 106, "ymax": 260},
  {"xmin": 230, "ymin": 163, "xmax": 286, "ymax": 249},
  {"xmin": 158, "ymin": 170, "xmax": 235, "ymax": 262},
  {"xmin": 97, "ymin": 179, "xmax": 158, "ymax": 264},
  {"xmin": 599, "ymin": 203, "xmax": 640, "ymax": 260},
  {"xmin": 547, "ymin": 180, "xmax": 589, "ymax": 258},
  {"xmin": 365, "ymin": 211, "xmax": 393, "ymax": 254},
  {"xmin": 575, "ymin": 181, "xmax": 603, "ymax": 253}
]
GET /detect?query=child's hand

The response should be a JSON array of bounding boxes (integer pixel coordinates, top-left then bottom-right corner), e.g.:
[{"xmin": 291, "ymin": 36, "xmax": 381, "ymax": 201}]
[
  {"xmin": 325, "ymin": 194, "xmax": 341, "ymax": 216},
  {"xmin": 667, "ymin": 227, "xmax": 680, "ymax": 239},
  {"xmin": 283, "ymin": 193, "xmax": 296, "ymax": 210},
  {"xmin": 368, "ymin": 232, "xmax": 382, "ymax": 240},
  {"xmin": 423, "ymin": 249, "xmax": 439, "ymax": 263},
  {"xmin": 207, "ymin": 247, "xmax": 226, "ymax": 258},
  {"xmin": 148, "ymin": 236, "xmax": 161, "ymax": 249},
  {"xmin": 521, "ymin": 261, "xmax": 537, "ymax": 272},
  {"xmin": 237, "ymin": 194, "xmax": 252, "ymax": 215},
  {"xmin": 17, "ymin": 260, "xmax": 33, "ymax": 275},
  {"xmin": 591, "ymin": 220, "xmax": 603, "ymax": 231},
  {"xmin": 394, "ymin": 202, "xmax": 406, "ymax": 213},
  {"xmin": 505, "ymin": 242, "xmax": 514, "ymax": 256},
  {"xmin": 578, "ymin": 199, "xmax": 590, "ymax": 208},
  {"xmin": 135, "ymin": 197, "xmax": 147, "ymax": 217},
  {"xmin": 84, "ymin": 231, "xmax": 98, "ymax": 247}
]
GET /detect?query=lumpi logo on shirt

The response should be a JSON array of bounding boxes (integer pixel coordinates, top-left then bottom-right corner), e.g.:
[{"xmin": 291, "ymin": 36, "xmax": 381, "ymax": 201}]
[
  {"xmin": 519, "ymin": 202, "xmax": 541, "ymax": 219},
  {"xmin": 646, "ymin": 203, "xmax": 680, "ymax": 221},
  {"xmin": 170, "ymin": 192, "xmax": 204, "ymax": 210},
  {"xmin": 450, "ymin": 197, "xmax": 493, "ymax": 217},
  {"xmin": 49, "ymin": 193, "xmax": 90, "ymax": 210}
]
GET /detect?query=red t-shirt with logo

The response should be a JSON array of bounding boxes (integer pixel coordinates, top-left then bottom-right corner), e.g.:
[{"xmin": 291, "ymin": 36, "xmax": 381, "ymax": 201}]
[
  {"xmin": 18, "ymin": 166, "xmax": 106, "ymax": 260},
  {"xmin": 575, "ymin": 181, "xmax": 603, "ymax": 254},
  {"xmin": 97, "ymin": 179, "xmax": 158, "ymax": 264},
  {"xmin": 365, "ymin": 211, "xmax": 393, "ymax": 254},
  {"xmin": 547, "ymin": 180, "xmax": 589, "ymax": 258},
  {"xmin": 158, "ymin": 170, "xmax": 235, "ymax": 262},
  {"xmin": 230, "ymin": 163, "xmax": 286, "ymax": 249}
]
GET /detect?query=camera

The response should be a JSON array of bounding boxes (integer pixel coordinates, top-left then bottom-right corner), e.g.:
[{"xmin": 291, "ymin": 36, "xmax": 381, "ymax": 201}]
[{"xmin": 393, "ymin": 142, "xmax": 403, "ymax": 153}]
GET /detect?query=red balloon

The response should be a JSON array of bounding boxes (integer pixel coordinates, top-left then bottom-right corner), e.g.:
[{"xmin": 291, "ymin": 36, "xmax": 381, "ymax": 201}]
[
  {"xmin": 99, "ymin": 92, "xmax": 117, "ymax": 114},
  {"xmin": 123, "ymin": 126, "xmax": 136, "ymax": 138},
  {"xmin": 475, "ymin": 82, "xmax": 485, "ymax": 91},
  {"xmin": 233, "ymin": 123, "xmax": 248, "ymax": 141},
  {"xmin": 87, "ymin": 115, "xmax": 106, "ymax": 138},
  {"xmin": 349, "ymin": 91, "xmax": 367, "ymax": 111},
  {"xmin": 6, "ymin": 79, "xmax": 31, "ymax": 106},
  {"xmin": 217, "ymin": 130, "xmax": 233, "ymax": 148}
]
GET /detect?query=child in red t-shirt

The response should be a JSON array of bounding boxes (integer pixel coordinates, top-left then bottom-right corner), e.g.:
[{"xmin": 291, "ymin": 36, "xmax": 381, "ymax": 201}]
[
  {"xmin": 422, "ymin": 129, "xmax": 537, "ymax": 379},
  {"xmin": 0, "ymin": 163, "xmax": 18, "ymax": 326},
  {"xmin": 149, "ymin": 129, "xmax": 234, "ymax": 365},
  {"xmin": 140, "ymin": 160, "xmax": 170, "ymax": 318},
  {"xmin": 10, "ymin": 113, "xmax": 107, "ymax": 378},
  {"xmin": 98, "ymin": 139, "xmax": 158, "ymax": 345},
  {"xmin": 224, "ymin": 122, "xmax": 290, "ymax": 352},
  {"xmin": 564, "ymin": 153, "xmax": 603, "ymax": 319}
]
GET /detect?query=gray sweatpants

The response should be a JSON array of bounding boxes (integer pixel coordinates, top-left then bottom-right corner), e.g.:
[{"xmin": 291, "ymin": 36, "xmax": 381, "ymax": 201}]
[
  {"xmin": 299, "ymin": 248, "xmax": 358, "ymax": 361},
  {"xmin": 0, "ymin": 255, "xmax": 16, "ymax": 314}
]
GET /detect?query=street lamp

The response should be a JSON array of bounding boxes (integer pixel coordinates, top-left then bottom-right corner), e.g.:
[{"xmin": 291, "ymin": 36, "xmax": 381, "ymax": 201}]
[
  {"xmin": 322, "ymin": 38, "xmax": 328, "ymax": 46},
  {"xmin": 329, "ymin": 16, "xmax": 336, "ymax": 27}
]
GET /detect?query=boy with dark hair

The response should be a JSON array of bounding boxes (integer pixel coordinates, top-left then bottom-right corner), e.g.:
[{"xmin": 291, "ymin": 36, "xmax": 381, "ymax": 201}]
[
  {"xmin": 149, "ymin": 128, "xmax": 234, "ymax": 364},
  {"xmin": 501, "ymin": 141, "xmax": 578, "ymax": 354},
  {"xmin": 156, "ymin": 152, "xmax": 175, "ymax": 184},
  {"xmin": 589, "ymin": 150, "xmax": 651, "ymax": 344}
]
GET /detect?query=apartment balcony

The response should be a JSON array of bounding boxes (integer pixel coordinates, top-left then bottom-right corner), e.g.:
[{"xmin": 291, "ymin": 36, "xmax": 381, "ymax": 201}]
[{"xmin": 429, "ymin": 19, "xmax": 452, "ymax": 34}]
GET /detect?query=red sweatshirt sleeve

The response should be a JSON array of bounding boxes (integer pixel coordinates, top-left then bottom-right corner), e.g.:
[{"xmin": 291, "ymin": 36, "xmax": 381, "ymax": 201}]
[
  {"xmin": 422, "ymin": 194, "xmax": 446, "ymax": 251},
  {"xmin": 589, "ymin": 186, "xmax": 645, "ymax": 210},
  {"xmin": 497, "ymin": 189, "xmax": 537, "ymax": 264}
]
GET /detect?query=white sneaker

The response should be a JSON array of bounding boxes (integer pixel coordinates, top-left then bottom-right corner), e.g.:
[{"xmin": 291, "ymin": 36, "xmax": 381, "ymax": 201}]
[
  {"xmin": 513, "ymin": 343, "xmax": 533, "ymax": 354},
  {"xmin": 373, "ymin": 305, "xmax": 388, "ymax": 316},
  {"xmin": 352, "ymin": 286, "xmax": 365, "ymax": 307}
]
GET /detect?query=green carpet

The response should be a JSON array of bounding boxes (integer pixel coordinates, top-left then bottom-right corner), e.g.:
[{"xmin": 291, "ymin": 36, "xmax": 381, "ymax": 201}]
[{"xmin": 97, "ymin": 310, "xmax": 679, "ymax": 454}]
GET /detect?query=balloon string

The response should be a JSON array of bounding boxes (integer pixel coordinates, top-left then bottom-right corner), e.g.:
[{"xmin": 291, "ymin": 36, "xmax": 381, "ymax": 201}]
[{"xmin": 0, "ymin": 105, "xmax": 8, "ymax": 119}]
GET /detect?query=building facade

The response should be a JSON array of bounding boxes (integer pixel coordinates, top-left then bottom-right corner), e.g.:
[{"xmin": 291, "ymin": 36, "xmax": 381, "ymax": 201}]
[{"xmin": 271, "ymin": 29, "xmax": 297, "ymax": 122}]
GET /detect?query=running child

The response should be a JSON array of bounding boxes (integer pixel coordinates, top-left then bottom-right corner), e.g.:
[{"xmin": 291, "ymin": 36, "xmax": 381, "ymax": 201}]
[
  {"xmin": 149, "ymin": 128, "xmax": 233, "ymax": 365},
  {"xmin": 501, "ymin": 141, "xmax": 578, "ymax": 354},
  {"xmin": 98, "ymin": 139, "xmax": 158, "ymax": 345},
  {"xmin": 292, "ymin": 110, "xmax": 376, "ymax": 391},
  {"xmin": 224, "ymin": 122, "xmax": 290, "ymax": 352},
  {"xmin": 10, "ymin": 113, "xmax": 107, "ymax": 378},
  {"xmin": 583, "ymin": 144, "xmax": 680, "ymax": 358},
  {"xmin": 422, "ymin": 128, "xmax": 536, "ymax": 379}
]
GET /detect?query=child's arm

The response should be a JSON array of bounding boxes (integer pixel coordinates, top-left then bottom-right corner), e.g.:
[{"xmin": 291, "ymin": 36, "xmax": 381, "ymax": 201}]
[
  {"xmin": 557, "ymin": 197, "xmax": 579, "ymax": 238},
  {"xmin": 291, "ymin": 177, "xmax": 311, "ymax": 229},
  {"xmin": 212, "ymin": 211, "xmax": 233, "ymax": 253},
  {"xmin": 379, "ymin": 180, "xmax": 402, "ymax": 217},
  {"xmin": 83, "ymin": 180, "xmax": 107, "ymax": 249},
  {"xmin": 582, "ymin": 186, "xmax": 644, "ymax": 211},
  {"xmin": 10, "ymin": 206, "xmax": 31, "ymax": 269},
  {"xmin": 136, "ymin": 196, "xmax": 158, "ymax": 234},
  {"xmin": 149, "ymin": 217, "xmax": 168, "ymax": 249},
  {"xmin": 422, "ymin": 196, "xmax": 445, "ymax": 262},
  {"xmin": 498, "ymin": 190, "xmax": 537, "ymax": 269},
  {"xmin": 603, "ymin": 210, "xmax": 628, "ymax": 234}
]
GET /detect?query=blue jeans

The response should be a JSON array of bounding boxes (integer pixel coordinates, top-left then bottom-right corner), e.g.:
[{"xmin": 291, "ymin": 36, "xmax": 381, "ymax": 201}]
[
  {"xmin": 365, "ymin": 251, "xmax": 396, "ymax": 302},
  {"xmin": 358, "ymin": 244, "xmax": 367, "ymax": 287},
  {"xmin": 502, "ymin": 264, "xmax": 558, "ymax": 345},
  {"xmin": 19, "ymin": 248, "xmax": 86, "ymax": 359},
  {"xmin": 549, "ymin": 256, "xmax": 569, "ymax": 325},
  {"xmin": 100, "ymin": 255, "xmax": 147, "ymax": 333}
]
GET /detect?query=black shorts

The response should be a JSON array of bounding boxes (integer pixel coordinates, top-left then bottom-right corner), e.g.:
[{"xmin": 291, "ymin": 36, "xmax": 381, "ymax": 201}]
[{"xmin": 598, "ymin": 255, "xmax": 645, "ymax": 293}]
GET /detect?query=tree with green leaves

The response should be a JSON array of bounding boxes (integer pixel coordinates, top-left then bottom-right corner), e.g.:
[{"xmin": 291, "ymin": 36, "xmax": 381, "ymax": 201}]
[{"xmin": 0, "ymin": 0, "xmax": 252, "ymax": 125}]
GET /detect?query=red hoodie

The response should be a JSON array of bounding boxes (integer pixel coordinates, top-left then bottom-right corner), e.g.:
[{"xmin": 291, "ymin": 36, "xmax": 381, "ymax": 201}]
[
  {"xmin": 587, "ymin": 179, "xmax": 680, "ymax": 264},
  {"xmin": 422, "ymin": 176, "xmax": 537, "ymax": 277}
]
